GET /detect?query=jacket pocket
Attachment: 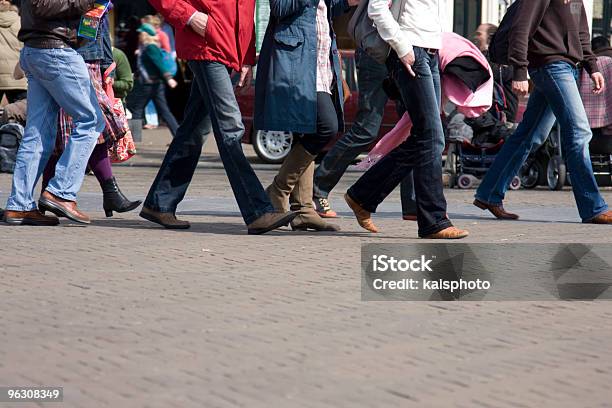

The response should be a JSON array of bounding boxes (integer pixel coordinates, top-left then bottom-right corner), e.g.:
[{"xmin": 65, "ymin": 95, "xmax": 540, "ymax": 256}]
[{"xmin": 273, "ymin": 26, "xmax": 304, "ymax": 59}]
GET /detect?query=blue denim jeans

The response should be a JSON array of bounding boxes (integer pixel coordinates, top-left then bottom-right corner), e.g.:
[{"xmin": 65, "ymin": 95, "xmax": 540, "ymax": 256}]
[
  {"xmin": 143, "ymin": 61, "xmax": 275, "ymax": 225},
  {"xmin": 476, "ymin": 61, "xmax": 608, "ymax": 221},
  {"xmin": 348, "ymin": 48, "xmax": 452, "ymax": 237},
  {"xmin": 312, "ymin": 48, "xmax": 416, "ymax": 214},
  {"xmin": 6, "ymin": 47, "xmax": 104, "ymax": 211},
  {"xmin": 127, "ymin": 79, "xmax": 179, "ymax": 138}
]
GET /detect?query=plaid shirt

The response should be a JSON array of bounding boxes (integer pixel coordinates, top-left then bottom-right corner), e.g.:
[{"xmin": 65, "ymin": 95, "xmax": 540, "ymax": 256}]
[
  {"xmin": 579, "ymin": 56, "xmax": 612, "ymax": 129},
  {"xmin": 315, "ymin": 0, "xmax": 333, "ymax": 94}
]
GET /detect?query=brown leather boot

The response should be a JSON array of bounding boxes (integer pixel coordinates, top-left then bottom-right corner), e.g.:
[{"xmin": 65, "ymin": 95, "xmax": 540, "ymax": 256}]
[
  {"xmin": 38, "ymin": 191, "xmax": 90, "ymax": 224},
  {"xmin": 247, "ymin": 211, "xmax": 297, "ymax": 235},
  {"xmin": 266, "ymin": 144, "xmax": 316, "ymax": 212},
  {"xmin": 140, "ymin": 207, "xmax": 190, "ymax": 229},
  {"xmin": 585, "ymin": 211, "xmax": 612, "ymax": 224},
  {"xmin": 423, "ymin": 226, "xmax": 470, "ymax": 240},
  {"xmin": 289, "ymin": 162, "xmax": 340, "ymax": 231},
  {"xmin": 3, "ymin": 209, "xmax": 59, "ymax": 226},
  {"xmin": 473, "ymin": 199, "xmax": 519, "ymax": 220},
  {"xmin": 344, "ymin": 193, "xmax": 378, "ymax": 233}
]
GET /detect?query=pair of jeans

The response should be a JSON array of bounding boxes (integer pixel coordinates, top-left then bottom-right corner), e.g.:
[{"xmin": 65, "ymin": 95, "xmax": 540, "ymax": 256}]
[
  {"xmin": 6, "ymin": 47, "xmax": 105, "ymax": 211},
  {"xmin": 299, "ymin": 92, "xmax": 338, "ymax": 155},
  {"xmin": 312, "ymin": 48, "xmax": 416, "ymax": 214},
  {"xmin": 143, "ymin": 60, "xmax": 275, "ymax": 225},
  {"xmin": 127, "ymin": 79, "xmax": 179, "ymax": 137},
  {"xmin": 348, "ymin": 48, "xmax": 452, "ymax": 237},
  {"xmin": 475, "ymin": 61, "xmax": 608, "ymax": 221}
]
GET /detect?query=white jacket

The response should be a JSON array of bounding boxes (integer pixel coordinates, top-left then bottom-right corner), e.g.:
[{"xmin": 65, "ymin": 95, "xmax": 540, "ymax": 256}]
[{"xmin": 368, "ymin": 0, "xmax": 444, "ymax": 58}]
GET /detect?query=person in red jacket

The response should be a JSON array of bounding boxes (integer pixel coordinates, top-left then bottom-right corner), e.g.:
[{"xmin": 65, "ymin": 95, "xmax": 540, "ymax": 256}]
[{"xmin": 140, "ymin": 0, "xmax": 296, "ymax": 234}]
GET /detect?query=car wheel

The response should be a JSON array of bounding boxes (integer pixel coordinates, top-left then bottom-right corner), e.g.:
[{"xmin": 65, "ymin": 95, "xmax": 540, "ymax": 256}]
[{"xmin": 253, "ymin": 130, "xmax": 293, "ymax": 164}]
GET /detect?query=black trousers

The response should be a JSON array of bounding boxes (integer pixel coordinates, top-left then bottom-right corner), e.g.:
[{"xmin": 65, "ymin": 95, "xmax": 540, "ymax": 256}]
[{"xmin": 299, "ymin": 92, "xmax": 338, "ymax": 155}]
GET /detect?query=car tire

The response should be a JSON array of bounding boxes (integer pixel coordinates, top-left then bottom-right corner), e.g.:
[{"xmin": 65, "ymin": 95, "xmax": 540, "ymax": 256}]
[{"xmin": 252, "ymin": 129, "xmax": 293, "ymax": 164}]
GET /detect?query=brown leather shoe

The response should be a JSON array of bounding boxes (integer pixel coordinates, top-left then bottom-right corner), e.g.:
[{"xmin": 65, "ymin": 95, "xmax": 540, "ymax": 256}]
[
  {"xmin": 140, "ymin": 207, "xmax": 190, "ymax": 229},
  {"xmin": 423, "ymin": 226, "xmax": 470, "ymax": 240},
  {"xmin": 345, "ymin": 193, "xmax": 378, "ymax": 233},
  {"xmin": 473, "ymin": 199, "xmax": 519, "ymax": 220},
  {"xmin": 38, "ymin": 191, "xmax": 90, "ymax": 224},
  {"xmin": 402, "ymin": 214, "xmax": 417, "ymax": 221},
  {"xmin": 3, "ymin": 209, "xmax": 59, "ymax": 226},
  {"xmin": 247, "ymin": 211, "xmax": 297, "ymax": 235},
  {"xmin": 585, "ymin": 211, "xmax": 612, "ymax": 224}
]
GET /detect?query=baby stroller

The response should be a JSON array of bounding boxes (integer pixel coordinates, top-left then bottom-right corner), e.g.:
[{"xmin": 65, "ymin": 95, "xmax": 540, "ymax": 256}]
[
  {"xmin": 447, "ymin": 138, "xmax": 522, "ymax": 190},
  {"xmin": 520, "ymin": 123, "xmax": 565, "ymax": 191}
]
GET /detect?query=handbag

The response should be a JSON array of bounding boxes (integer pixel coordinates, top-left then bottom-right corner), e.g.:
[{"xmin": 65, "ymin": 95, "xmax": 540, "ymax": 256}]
[{"xmin": 348, "ymin": 0, "xmax": 390, "ymax": 65}]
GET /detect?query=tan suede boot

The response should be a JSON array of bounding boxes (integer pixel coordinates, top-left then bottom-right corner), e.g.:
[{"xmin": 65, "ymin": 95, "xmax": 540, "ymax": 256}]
[
  {"xmin": 289, "ymin": 162, "xmax": 340, "ymax": 232},
  {"xmin": 266, "ymin": 143, "xmax": 316, "ymax": 212}
]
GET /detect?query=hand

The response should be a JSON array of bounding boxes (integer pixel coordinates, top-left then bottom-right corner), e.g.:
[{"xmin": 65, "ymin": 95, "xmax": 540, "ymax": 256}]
[
  {"xmin": 189, "ymin": 11, "xmax": 209, "ymax": 38},
  {"xmin": 167, "ymin": 78, "xmax": 178, "ymax": 89},
  {"xmin": 591, "ymin": 72, "xmax": 605, "ymax": 95},
  {"xmin": 399, "ymin": 50, "xmax": 416, "ymax": 77},
  {"xmin": 347, "ymin": 0, "xmax": 360, "ymax": 6},
  {"xmin": 235, "ymin": 65, "xmax": 253, "ymax": 95},
  {"xmin": 512, "ymin": 80, "xmax": 529, "ymax": 96}
]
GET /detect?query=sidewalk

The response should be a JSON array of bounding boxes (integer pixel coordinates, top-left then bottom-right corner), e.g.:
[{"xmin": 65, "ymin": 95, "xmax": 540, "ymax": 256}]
[{"xmin": 1, "ymin": 128, "xmax": 612, "ymax": 408}]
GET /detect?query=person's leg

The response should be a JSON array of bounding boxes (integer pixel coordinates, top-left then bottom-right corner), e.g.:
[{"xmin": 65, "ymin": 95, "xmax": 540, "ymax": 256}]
[
  {"xmin": 530, "ymin": 62, "xmax": 608, "ymax": 221},
  {"xmin": 44, "ymin": 49, "xmax": 106, "ymax": 202},
  {"xmin": 89, "ymin": 143, "xmax": 113, "ymax": 184},
  {"xmin": 5, "ymin": 66, "xmax": 59, "ymax": 212},
  {"xmin": 126, "ymin": 80, "xmax": 153, "ymax": 122},
  {"xmin": 400, "ymin": 170, "xmax": 417, "ymax": 218},
  {"xmin": 313, "ymin": 49, "xmax": 389, "ymax": 200},
  {"xmin": 348, "ymin": 49, "xmax": 452, "ymax": 237},
  {"xmin": 475, "ymin": 88, "xmax": 556, "ymax": 206},
  {"xmin": 152, "ymin": 82, "xmax": 179, "ymax": 137},
  {"xmin": 289, "ymin": 93, "xmax": 340, "ymax": 231},
  {"xmin": 143, "ymin": 80, "xmax": 212, "ymax": 214},
  {"xmin": 187, "ymin": 61, "xmax": 275, "ymax": 225}
]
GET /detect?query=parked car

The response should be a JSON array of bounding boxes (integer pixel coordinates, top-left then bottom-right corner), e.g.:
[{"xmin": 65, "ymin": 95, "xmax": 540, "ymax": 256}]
[{"xmin": 238, "ymin": 50, "xmax": 400, "ymax": 164}]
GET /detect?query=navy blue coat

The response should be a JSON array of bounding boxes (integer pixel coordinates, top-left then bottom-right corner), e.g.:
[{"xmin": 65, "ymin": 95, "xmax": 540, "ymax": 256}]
[{"xmin": 254, "ymin": 0, "xmax": 348, "ymax": 134}]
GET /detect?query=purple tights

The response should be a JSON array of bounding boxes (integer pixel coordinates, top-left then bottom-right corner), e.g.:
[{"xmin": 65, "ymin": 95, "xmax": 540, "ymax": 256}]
[{"xmin": 42, "ymin": 143, "xmax": 113, "ymax": 191}]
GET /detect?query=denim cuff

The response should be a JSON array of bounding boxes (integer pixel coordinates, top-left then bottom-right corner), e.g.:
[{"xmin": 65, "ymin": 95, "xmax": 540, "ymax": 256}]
[{"xmin": 418, "ymin": 218, "xmax": 453, "ymax": 238}]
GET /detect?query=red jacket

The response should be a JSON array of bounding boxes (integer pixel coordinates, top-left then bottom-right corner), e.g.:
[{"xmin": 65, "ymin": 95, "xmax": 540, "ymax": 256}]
[{"xmin": 148, "ymin": 0, "xmax": 256, "ymax": 71}]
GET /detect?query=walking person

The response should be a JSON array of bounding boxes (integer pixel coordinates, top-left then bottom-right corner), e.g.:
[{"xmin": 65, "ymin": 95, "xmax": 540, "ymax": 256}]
[
  {"xmin": 473, "ymin": 0, "xmax": 612, "ymax": 224},
  {"xmin": 311, "ymin": 48, "xmax": 418, "ymax": 221},
  {"xmin": 126, "ymin": 23, "xmax": 179, "ymax": 138},
  {"xmin": 0, "ymin": 0, "xmax": 27, "ymax": 103},
  {"xmin": 140, "ymin": 0, "xmax": 296, "ymax": 234},
  {"xmin": 344, "ymin": 0, "xmax": 469, "ymax": 239},
  {"xmin": 41, "ymin": 10, "xmax": 141, "ymax": 218},
  {"xmin": 255, "ymin": 0, "xmax": 358, "ymax": 231},
  {"xmin": 3, "ymin": 0, "xmax": 106, "ymax": 226}
]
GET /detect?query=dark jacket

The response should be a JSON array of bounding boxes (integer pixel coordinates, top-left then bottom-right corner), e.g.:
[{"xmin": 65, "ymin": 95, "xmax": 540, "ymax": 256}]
[
  {"xmin": 509, "ymin": 0, "xmax": 599, "ymax": 81},
  {"xmin": 18, "ymin": 0, "xmax": 95, "ymax": 49},
  {"xmin": 254, "ymin": 0, "xmax": 348, "ymax": 134},
  {"xmin": 596, "ymin": 47, "xmax": 612, "ymax": 59}
]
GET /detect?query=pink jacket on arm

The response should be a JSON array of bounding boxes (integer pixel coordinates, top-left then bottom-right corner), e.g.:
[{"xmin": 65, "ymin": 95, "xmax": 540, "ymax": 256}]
[{"xmin": 356, "ymin": 32, "xmax": 493, "ymax": 170}]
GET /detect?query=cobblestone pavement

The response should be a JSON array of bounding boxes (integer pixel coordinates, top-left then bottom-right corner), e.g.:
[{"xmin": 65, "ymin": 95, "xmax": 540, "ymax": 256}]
[{"xmin": 1, "ymin": 130, "xmax": 612, "ymax": 408}]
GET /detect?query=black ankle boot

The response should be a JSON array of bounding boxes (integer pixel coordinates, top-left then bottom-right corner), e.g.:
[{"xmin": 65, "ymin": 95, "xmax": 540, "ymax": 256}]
[{"xmin": 101, "ymin": 177, "xmax": 142, "ymax": 217}]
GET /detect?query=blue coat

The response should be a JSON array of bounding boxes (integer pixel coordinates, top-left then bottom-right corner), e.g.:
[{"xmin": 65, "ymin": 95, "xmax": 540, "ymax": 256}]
[{"xmin": 254, "ymin": 0, "xmax": 348, "ymax": 135}]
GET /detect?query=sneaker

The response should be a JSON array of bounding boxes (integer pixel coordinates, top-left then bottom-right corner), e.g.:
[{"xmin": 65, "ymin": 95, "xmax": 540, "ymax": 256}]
[{"xmin": 313, "ymin": 197, "xmax": 338, "ymax": 218}]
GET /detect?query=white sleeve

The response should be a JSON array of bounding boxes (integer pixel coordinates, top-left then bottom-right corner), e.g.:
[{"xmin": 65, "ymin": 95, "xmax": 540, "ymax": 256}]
[{"xmin": 368, "ymin": 0, "xmax": 412, "ymax": 58}]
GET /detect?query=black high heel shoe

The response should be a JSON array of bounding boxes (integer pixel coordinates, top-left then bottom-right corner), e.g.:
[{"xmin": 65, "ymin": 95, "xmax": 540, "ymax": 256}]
[{"xmin": 101, "ymin": 177, "xmax": 142, "ymax": 217}]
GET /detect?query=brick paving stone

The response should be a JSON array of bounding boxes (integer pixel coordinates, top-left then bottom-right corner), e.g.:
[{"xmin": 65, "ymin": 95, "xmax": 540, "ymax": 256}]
[{"xmin": 1, "ymin": 132, "xmax": 612, "ymax": 407}]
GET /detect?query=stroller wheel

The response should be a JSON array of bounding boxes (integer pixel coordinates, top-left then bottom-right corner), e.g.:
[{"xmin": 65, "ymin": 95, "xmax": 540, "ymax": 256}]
[
  {"xmin": 509, "ymin": 176, "xmax": 522, "ymax": 190},
  {"xmin": 547, "ymin": 155, "xmax": 566, "ymax": 191},
  {"xmin": 457, "ymin": 174, "xmax": 477, "ymax": 189},
  {"xmin": 520, "ymin": 161, "xmax": 543, "ymax": 189}
]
